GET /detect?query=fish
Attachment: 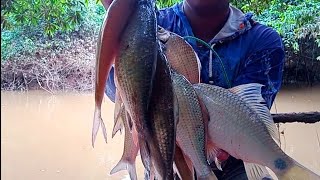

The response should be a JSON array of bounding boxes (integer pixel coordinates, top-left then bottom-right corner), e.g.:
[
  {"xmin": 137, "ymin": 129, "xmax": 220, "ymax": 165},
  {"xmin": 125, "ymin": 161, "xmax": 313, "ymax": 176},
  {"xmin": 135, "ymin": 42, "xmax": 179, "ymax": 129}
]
[
  {"xmin": 113, "ymin": 0, "xmax": 157, "ymax": 174},
  {"xmin": 110, "ymin": 106, "xmax": 139, "ymax": 180},
  {"xmin": 146, "ymin": 47, "xmax": 176, "ymax": 179},
  {"xmin": 172, "ymin": 71, "xmax": 217, "ymax": 180},
  {"xmin": 92, "ymin": 0, "xmax": 137, "ymax": 147},
  {"xmin": 194, "ymin": 83, "xmax": 320, "ymax": 180},
  {"xmin": 162, "ymin": 29, "xmax": 201, "ymax": 84},
  {"xmin": 114, "ymin": 0, "xmax": 157, "ymax": 141}
]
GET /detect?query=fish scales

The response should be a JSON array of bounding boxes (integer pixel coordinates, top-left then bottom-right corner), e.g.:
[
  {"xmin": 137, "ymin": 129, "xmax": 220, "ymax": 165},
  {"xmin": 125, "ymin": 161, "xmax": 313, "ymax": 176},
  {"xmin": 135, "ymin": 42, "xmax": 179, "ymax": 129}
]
[
  {"xmin": 172, "ymin": 72, "xmax": 216, "ymax": 180},
  {"xmin": 165, "ymin": 34, "xmax": 201, "ymax": 84},
  {"xmin": 114, "ymin": 0, "xmax": 157, "ymax": 138},
  {"xmin": 147, "ymin": 49, "xmax": 176, "ymax": 180},
  {"xmin": 194, "ymin": 83, "xmax": 320, "ymax": 179}
]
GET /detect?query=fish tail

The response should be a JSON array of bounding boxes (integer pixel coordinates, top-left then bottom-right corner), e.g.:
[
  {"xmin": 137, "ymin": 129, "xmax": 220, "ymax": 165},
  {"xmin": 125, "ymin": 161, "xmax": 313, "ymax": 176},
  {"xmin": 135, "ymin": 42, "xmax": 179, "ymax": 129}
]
[
  {"xmin": 139, "ymin": 137, "xmax": 151, "ymax": 171},
  {"xmin": 111, "ymin": 106, "xmax": 124, "ymax": 138},
  {"xmin": 276, "ymin": 159, "xmax": 320, "ymax": 180},
  {"xmin": 111, "ymin": 118, "xmax": 123, "ymax": 138},
  {"xmin": 91, "ymin": 108, "xmax": 100, "ymax": 148},
  {"xmin": 110, "ymin": 159, "xmax": 138, "ymax": 180},
  {"xmin": 92, "ymin": 107, "xmax": 108, "ymax": 147},
  {"xmin": 128, "ymin": 162, "xmax": 138, "ymax": 180}
]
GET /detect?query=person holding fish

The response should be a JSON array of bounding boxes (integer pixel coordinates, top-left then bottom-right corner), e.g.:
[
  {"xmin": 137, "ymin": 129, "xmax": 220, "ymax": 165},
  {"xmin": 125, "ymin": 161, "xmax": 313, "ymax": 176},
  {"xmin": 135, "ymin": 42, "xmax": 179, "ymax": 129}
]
[
  {"xmin": 103, "ymin": 0, "xmax": 284, "ymax": 179},
  {"xmin": 95, "ymin": 0, "xmax": 320, "ymax": 179}
]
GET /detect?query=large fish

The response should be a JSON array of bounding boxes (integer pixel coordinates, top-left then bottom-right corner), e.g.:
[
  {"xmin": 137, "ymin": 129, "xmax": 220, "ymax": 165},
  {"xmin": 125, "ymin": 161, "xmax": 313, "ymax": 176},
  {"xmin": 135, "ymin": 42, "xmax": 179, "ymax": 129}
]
[
  {"xmin": 172, "ymin": 71, "xmax": 217, "ymax": 180},
  {"xmin": 114, "ymin": 0, "xmax": 157, "ymax": 140},
  {"xmin": 92, "ymin": 0, "xmax": 137, "ymax": 147},
  {"xmin": 110, "ymin": 106, "xmax": 139, "ymax": 180},
  {"xmin": 146, "ymin": 48, "xmax": 176, "ymax": 179},
  {"xmin": 194, "ymin": 83, "xmax": 320, "ymax": 180}
]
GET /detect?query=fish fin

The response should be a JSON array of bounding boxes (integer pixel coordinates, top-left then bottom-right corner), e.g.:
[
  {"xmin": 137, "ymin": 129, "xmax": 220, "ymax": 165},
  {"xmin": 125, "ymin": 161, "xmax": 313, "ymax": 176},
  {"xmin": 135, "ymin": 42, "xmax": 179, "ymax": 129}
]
[
  {"xmin": 277, "ymin": 159, "xmax": 320, "ymax": 180},
  {"xmin": 112, "ymin": 104, "xmax": 125, "ymax": 138},
  {"xmin": 128, "ymin": 163, "xmax": 138, "ymax": 180},
  {"xmin": 114, "ymin": 90, "xmax": 122, "ymax": 118},
  {"xmin": 100, "ymin": 118, "xmax": 108, "ymax": 144},
  {"xmin": 244, "ymin": 162, "xmax": 273, "ymax": 180},
  {"xmin": 92, "ymin": 108, "xmax": 101, "ymax": 148},
  {"xmin": 92, "ymin": 107, "xmax": 107, "ymax": 147},
  {"xmin": 206, "ymin": 143, "xmax": 227, "ymax": 171},
  {"xmin": 139, "ymin": 139, "xmax": 151, "ymax": 172},
  {"xmin": 229, "ymin": 83, "xmax": 280, "ymax": 144},
  {"xmin": 113, "ymin": 90, "xmax": 123, "ymax": 125},
  {"xmin": 111, "ymin": 117, "xmax": 123, "ymax": 138},
  {"xmin": 110, "ymin": 160, "xmax": 127, "ymax": 174},
  {"xmin": 214, "ymin": 157, "xmax": 223, "ymax": 171},
  {"xmin": 110, "ymin": 159, "xmax": 138, "ymax": 180},
  {"xmin": 173, "ymin": 163, "xmax": 182, "ymax": 180},
  {"xmin": 206, "ymin": 145, "xmax": 218, "ymax": 166}
]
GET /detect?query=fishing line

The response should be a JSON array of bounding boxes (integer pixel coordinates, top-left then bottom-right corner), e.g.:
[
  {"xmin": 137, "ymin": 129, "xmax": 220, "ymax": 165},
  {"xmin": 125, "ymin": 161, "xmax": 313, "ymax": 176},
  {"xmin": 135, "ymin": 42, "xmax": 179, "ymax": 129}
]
[{"xmin": 183, "ymin": 36, "xmax": 231, "ymax": 88}]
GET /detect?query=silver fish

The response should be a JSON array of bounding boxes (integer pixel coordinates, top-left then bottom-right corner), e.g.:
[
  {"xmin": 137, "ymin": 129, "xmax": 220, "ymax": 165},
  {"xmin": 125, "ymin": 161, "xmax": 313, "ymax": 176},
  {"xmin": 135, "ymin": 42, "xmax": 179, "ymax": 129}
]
[
  {"xmin": 194, "ymin": 83, "xmax": 320, "ymax": 180},
  {"xmin": 172, "ymin": 72, "xmax": 217, "ymax": 180}
]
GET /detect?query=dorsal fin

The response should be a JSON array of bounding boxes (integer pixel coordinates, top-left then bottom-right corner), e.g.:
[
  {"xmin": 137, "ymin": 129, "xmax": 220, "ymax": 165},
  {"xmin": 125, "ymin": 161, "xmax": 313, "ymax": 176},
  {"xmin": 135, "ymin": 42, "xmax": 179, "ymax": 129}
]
[{"xmin": 229, "ymin": 83, "xmax": 280, "ymax": 144}]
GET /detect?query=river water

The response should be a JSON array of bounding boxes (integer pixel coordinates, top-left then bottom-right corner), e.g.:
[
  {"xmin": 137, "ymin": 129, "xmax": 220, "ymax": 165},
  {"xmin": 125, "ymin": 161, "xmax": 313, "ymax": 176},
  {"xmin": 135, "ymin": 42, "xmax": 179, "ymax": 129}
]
[{"xmin": 1, "ymin": 86, "xmax": 320, "ymax": 180}]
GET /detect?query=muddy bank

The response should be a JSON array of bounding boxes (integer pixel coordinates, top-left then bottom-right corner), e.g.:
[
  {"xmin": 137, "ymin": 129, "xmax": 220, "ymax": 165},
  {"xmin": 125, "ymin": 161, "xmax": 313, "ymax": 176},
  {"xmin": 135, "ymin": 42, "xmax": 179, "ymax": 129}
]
[{"xmin": 1, "ymin": 35, "xmax": 96, "ymax": 92}]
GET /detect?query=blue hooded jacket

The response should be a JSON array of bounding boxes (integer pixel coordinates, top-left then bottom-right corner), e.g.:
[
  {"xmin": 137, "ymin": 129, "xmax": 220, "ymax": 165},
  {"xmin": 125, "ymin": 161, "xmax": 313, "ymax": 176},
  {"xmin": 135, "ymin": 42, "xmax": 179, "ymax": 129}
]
[{"xmin": 105, "ymin": 3, "xmax": 285, "ymax": 109}]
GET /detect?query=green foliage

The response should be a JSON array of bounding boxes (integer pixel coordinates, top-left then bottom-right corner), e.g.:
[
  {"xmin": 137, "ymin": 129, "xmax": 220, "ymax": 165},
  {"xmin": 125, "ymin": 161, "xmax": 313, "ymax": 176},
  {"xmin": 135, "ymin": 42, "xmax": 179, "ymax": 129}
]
[
  {"xmin": 256, "ymin": 0, "xmax": 320, "ymax": 51},
  {"xmin": 1, "ymin": 0, "xmax": 105, "ymax": 37},
  {"xmin": 157, "ymin": 0, "xmax": 181, "ymax": 9},
  {"xmin": 230, "ymin": 0, "xmax": 270, "ymax": 15},
  {"xmin": 1, "ymin": 29, "xmax": 37, "ymax": 61},
  {"xmin": 3, "ymin": 0, "xmax": 82, "ymax": 37},
  {"xmin": 1, "ymin": 0, "xmax": 105, "ymax": 61}
]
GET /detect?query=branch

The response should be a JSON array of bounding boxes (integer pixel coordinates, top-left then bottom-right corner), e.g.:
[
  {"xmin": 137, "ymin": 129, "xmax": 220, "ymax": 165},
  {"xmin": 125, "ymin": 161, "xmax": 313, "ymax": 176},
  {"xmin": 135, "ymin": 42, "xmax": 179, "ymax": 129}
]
[{"xmin": 272, "ymin": 112, "xmax": 320, "ymax": 124}]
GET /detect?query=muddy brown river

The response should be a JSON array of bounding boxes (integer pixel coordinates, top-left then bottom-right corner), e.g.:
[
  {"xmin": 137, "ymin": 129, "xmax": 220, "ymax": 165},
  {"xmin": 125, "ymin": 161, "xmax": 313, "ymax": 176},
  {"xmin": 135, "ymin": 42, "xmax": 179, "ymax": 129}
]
[{"xmin": 1, "ymin": 86, "xmax": 320, "ymax": 180}]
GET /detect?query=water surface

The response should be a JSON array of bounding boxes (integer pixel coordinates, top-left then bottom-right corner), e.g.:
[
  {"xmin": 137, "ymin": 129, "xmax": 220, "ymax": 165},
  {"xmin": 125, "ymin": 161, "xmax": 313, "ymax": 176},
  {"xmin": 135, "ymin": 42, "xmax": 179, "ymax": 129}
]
[{"xmin": 1, "ymin": 86, "xmax": 320, "ymax": 180}]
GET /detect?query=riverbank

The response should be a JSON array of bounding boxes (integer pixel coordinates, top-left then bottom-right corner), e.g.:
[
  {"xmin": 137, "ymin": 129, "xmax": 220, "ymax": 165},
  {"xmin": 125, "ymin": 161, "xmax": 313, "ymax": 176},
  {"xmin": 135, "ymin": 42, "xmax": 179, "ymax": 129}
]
[
  {"xmin": 1, "ymin": 35, "xmax": 319, "ymax": 92},
  {"xmin": 1, "ymin": 34, "xmax": 96, "ymax": 92}
]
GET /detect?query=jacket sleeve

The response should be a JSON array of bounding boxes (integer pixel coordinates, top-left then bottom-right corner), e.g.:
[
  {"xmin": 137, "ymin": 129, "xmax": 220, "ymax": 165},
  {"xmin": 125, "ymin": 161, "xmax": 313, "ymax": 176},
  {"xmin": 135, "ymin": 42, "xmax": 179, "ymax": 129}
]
[
  {"xmin": 233, "ymin": 47, "xmax": 285, "ymax": 109},
  {"xmin": 105, "ymin": 66, "xmax": 116, "ymax": 103}
]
